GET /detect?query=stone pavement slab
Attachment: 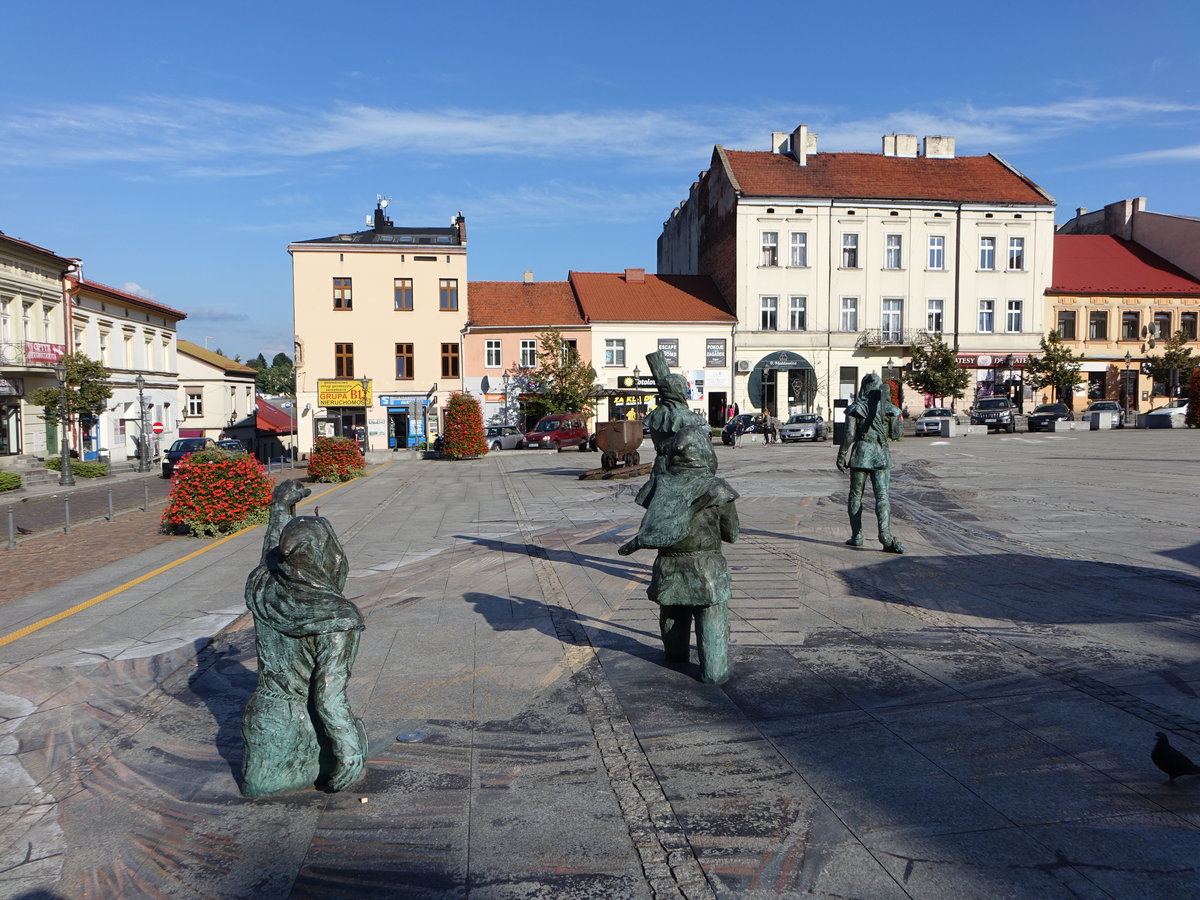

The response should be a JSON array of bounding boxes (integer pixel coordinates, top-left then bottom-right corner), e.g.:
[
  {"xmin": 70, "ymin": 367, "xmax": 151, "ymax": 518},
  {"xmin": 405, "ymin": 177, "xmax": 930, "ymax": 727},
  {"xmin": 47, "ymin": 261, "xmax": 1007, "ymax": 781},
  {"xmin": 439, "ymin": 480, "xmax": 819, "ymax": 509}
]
[{"xmin": 1, "ymin": 430, "xmax": 1199, "ymax": 898}]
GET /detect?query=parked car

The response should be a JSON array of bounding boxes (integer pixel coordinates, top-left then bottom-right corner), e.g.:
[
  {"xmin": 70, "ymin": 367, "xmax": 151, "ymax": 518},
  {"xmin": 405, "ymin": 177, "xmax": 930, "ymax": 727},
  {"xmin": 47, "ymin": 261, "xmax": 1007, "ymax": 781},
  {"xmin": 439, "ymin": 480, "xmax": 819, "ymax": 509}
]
[
  {"xmin": 521, "ymin": 414, "xmax": 590, "ymax": 451},
  {"xmin": 161, "ymin": 437, "xmax": 216, "ymax": 477},
  {"xmin": 778, "ymin": 413, "xmax": 827, "ymax": 442},
  {"xmin": 970, "ymin": 397, "xmax": 1016, "ymax": 433},
  {"xmin": 1026, "ymin": 403, "xmax": 1073, "ymax": 433},
  {"xmin": 914, "ymin": 407, "xmax": 961, "ymax": 436},
  {"xmin": 1146, "ymin": 399, "xmax": 1188, "ymax": 422},
  {"xmin": 216, "ymin": 439, "xmax": 247, "ymax": 452},
  {"xmin": 1079, "ymin": 400, "xmax": 1125, "ymax": 428},
  {"xmin": 485, "ymin": 425, "xmax": 523, "ymax": 451},
  {"xmin": 720, "ymin": 413, "xmax": 763, "ymax": 445}
]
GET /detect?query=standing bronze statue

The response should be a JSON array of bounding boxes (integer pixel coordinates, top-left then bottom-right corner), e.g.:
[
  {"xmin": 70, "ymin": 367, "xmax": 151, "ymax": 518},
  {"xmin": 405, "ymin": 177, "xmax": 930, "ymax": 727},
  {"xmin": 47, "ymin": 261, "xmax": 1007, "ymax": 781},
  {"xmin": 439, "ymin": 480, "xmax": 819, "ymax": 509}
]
[
  {"xmin": 620, "ymin": 425, "xmax": 740, "ymax": 684},
  {"xmin": 240, "ymin": 479, "xmax": 368, "ymax": 797},
  {"xmin": 836, "ymin": 373, "xmax": 905, "ymax": 554}
]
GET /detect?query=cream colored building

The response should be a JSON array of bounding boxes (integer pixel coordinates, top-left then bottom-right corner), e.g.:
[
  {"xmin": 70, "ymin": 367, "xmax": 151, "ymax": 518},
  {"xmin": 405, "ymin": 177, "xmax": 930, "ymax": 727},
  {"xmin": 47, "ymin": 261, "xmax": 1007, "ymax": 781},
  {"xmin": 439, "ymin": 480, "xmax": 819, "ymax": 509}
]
[
  {"xmin": 290, "ymin": 202, "xmax": 467, "ymax": 453},
  {"xmin": 72, "ymin": 279, "xmax": 186, "ymax": 462},
  {"xmin": 0, "ymin": 232, "xmax": 75, "ymax": 462},
  {"xmin": 658, "ymin": 126, "xmax": 1056, "ymax": 415},
  {"xmin": 176, "ymin": 340, "xmax": 258, "ymax": 445}
]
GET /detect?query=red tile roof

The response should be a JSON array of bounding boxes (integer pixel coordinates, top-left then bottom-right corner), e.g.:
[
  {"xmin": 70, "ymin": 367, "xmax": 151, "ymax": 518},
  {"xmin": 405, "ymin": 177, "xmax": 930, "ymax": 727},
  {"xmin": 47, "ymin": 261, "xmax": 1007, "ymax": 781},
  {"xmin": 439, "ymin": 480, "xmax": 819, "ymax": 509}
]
[
  {"xmin": 570, "ymin": 272, "xmax": 734, "ymax": 323},
  {"xmin": 468, "ymin": 281, "xmax": 584, "ymax": 327},
  {"xmin": 0, "ymin": 231, "xmax": 74, "ymax": 266},
  {"xmin": 721, "ymin": 149, "xmax": 1053, "ymax": 204},
  {"xmin": 79, "ymin": 278, "xmax": 188, "ymax": 320},
  {"xmin": 256, "ymin": 396, "xmax": 295, "ymax": 433},
  {"xmin": 1048, "ymin": 235, "xmax": 1200, "ymax": 296}
]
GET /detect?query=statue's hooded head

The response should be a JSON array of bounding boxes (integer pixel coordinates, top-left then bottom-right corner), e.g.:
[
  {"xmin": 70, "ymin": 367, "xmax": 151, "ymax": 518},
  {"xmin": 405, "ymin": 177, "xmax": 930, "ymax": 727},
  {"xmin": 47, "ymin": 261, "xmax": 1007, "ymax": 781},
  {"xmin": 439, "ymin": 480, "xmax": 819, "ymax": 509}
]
[
  {"xmin": 277, "ymin": 516, "xmax": 349, "ymax": 600},
  {"xmin": 667, "ymin": 424, "xmax": 717, "ymax": 476},
  {"xmin": 860, "ymin": 372, "xmax": 883, "ymax": 399},
  {"xmin": 660, "ymin": 373, "xmax": 690, "ymax": 404}
]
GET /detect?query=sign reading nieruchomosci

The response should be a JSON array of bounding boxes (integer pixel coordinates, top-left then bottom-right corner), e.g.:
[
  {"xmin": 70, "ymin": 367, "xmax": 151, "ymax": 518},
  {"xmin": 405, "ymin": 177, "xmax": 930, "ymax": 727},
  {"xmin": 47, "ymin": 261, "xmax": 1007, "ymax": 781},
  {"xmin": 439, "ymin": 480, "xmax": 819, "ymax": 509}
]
[{"xmin": 317, "ymin": 379, "xmax": 373, "ymax": 408}]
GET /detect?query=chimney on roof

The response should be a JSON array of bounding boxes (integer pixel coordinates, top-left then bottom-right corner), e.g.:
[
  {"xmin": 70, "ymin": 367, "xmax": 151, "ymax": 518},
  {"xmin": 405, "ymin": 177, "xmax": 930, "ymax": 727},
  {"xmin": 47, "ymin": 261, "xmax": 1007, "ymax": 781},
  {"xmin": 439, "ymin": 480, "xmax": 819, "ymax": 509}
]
[
  {"xmin": 771, "ymin": 131, "xmax": 789, "ymax": 153},
  {"xmin": 624, "ymin": 267, "xmax": 645, "ymax": 283},
  {"xmin": 882, "ymin": 134, "xmax": 919, "ymax": 158},
  {"xmin": 790, "ymin": 124, "xmax": 817, "ymax": 166},
  {"xmin": 1076, "ymin": 207, "xmax": 1088, "ymax": 217},
  {"xmin": 523, "ymin": 270, "xmax": 534, "ymax": 284},
  {"xmin": 922, "ymin": 136, "xmax": 956, "ymax": 159}
]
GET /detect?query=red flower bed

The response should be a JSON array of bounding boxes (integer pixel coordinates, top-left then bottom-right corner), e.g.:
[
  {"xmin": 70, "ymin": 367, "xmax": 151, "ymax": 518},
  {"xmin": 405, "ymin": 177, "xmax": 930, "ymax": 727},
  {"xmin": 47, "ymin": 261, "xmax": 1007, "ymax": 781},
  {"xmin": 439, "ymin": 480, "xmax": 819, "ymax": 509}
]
[
  {"xmin": 441, "ymin": 392, "xmax": 488, "ymax": 459},
  {"xmin": 161, "ymin": 450, "xmax": 274, "ymax": 537},
  {"xmin": 309, "ymin": 436, "xmax": 365, "ymax": 482}
]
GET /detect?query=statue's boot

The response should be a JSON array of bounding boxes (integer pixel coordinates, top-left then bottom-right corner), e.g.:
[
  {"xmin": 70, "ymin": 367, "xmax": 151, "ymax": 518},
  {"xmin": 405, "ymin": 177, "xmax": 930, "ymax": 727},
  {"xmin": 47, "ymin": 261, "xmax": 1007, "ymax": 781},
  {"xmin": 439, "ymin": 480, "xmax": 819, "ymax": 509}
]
[
  {"xmin": 880, "ymin": 534, "xmax": 905, "ymax": 554},
  {"xmin": 846, "ymin": 533, "xmax": 864, "ymax": 547},
  {"xmin": 660, "ymin": 608, "xmax": 692, "ymax": 664},
  {"xmin": 696, "ymin": 603, "xmax": 730, "ymax": 685}
]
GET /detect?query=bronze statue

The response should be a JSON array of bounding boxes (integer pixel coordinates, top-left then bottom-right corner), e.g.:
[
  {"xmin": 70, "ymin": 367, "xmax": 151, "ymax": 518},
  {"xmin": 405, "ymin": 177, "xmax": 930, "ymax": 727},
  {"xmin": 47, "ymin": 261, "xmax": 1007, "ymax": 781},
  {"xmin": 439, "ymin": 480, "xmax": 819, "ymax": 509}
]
[
  {"xmin": 635, "ymin": 350, "xmax": 706, "ymax": 509},
  {"xmin": 240, "ymin": 480, "xmax": 368, "ymax": 796},
  {"xmin": 836, "ymin": 373, "xmax": 904, "ymax": 553},
  {"xmin": 620, "ymin": 425, "xmax": 739, "ymax": 684}
]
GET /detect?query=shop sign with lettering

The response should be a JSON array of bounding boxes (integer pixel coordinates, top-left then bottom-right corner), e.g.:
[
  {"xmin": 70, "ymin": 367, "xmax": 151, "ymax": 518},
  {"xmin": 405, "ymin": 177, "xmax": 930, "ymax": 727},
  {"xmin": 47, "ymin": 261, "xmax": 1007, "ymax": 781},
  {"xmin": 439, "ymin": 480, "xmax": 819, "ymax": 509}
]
[{"xmin": 317, "ymin": 379, "xmax": 373, "ymax": 407}]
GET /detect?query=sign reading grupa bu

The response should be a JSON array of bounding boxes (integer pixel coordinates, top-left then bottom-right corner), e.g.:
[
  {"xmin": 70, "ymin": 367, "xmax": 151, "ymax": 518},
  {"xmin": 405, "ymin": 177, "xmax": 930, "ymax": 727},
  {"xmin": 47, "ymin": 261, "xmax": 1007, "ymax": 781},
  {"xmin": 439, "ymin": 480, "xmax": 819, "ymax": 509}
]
[{"xmin": 317, "ymin": 379, "xmax": 373, "ymax": 408}]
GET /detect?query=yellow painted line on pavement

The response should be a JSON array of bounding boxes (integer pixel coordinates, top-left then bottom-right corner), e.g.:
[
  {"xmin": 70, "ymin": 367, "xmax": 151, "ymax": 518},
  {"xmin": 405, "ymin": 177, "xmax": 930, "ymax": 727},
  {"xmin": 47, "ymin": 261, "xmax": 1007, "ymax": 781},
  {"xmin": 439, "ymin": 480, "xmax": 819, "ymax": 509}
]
[{"xmin": 0, "ymin": 465, "xmax": 391, "ymax": 649}]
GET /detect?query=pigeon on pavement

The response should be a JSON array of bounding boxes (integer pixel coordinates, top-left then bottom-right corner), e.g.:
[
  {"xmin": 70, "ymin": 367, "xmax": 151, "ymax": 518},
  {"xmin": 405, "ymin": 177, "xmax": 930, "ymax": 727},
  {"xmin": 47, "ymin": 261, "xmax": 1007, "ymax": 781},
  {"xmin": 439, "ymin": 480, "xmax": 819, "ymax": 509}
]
[{"xmin": 1152, "ymin": 732, "xmax": 1200, "ymax": 783}]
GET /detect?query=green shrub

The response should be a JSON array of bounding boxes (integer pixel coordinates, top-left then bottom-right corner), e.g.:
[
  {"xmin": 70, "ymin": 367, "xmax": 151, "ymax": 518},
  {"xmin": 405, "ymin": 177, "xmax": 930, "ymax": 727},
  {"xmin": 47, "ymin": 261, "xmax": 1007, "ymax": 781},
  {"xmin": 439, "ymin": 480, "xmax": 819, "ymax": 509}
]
[
  {"xmin": 0, "ymin": 471, "xmax": 21, "ymax": 492},
  {"xmin": 309, "ymin": 436, "xmax": 365, "ymax": 482},
  {"xmin": 45, "ymin": 458, "xmax": 110, "ymax": 478},
  {"xmin": 161, "ymin": 450, "xmax": 274, "ymax": 537}
]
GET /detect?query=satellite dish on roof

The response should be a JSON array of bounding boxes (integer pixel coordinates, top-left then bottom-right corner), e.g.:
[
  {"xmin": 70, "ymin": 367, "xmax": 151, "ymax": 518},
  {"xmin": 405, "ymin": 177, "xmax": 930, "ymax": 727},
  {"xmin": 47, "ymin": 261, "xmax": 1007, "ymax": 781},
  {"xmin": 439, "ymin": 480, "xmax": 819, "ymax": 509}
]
[{"xmin": 377, "ymin": 194, "xmax": 391, "ymax": 209}]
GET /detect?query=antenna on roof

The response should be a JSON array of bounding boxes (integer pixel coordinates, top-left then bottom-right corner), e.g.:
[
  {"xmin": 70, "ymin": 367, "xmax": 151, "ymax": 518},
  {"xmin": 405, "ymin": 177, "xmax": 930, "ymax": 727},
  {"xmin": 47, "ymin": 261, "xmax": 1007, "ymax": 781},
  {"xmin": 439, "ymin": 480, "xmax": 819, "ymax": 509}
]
[{"xmin": 377, "ymin": 194, "xmax": 392, "ymax": 209}]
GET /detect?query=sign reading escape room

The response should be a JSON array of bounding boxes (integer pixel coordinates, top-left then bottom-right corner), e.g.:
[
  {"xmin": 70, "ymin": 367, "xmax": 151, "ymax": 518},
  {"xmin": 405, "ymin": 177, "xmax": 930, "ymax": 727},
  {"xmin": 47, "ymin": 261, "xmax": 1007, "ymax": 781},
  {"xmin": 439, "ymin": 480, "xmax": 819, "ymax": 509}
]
[{"xmin": 317, "ymin": 379, "xmax": 373, "ymax": 407}]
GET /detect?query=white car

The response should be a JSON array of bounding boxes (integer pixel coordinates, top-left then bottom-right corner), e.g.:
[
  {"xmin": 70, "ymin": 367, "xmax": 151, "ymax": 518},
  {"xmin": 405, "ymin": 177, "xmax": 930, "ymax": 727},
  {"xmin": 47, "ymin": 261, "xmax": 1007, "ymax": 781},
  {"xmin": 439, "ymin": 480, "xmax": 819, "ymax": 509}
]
[{"xmin": 1146, "ymin": 399, "xmax": 1188, "ymax": 422}]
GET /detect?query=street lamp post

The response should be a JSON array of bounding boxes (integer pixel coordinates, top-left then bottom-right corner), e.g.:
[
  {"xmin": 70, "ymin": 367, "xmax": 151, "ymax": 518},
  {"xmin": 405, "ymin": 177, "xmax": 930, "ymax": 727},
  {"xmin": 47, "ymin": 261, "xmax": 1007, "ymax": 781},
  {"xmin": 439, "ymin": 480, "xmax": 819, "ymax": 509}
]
[
  {"xmin": 55, "ymin": 360, "xmax": 75, "ymax": 486},
  {"xmin": 134, "ymin": 374, "xmax": 150, "ymax": 472},
  {"xmin": 1124, "ymin": 350, "xmax": 1133, "ymax": 425},
  {"xmin": 501, "ymin": 371, "xmax": 510, "ymax": 425},
  {"xmin": 359, "ymin": 374, "xmax": 370, "ymax": 454},
  {"xmin": 632, "ymin": 365, "xmax": 641, "ymax": 418}
]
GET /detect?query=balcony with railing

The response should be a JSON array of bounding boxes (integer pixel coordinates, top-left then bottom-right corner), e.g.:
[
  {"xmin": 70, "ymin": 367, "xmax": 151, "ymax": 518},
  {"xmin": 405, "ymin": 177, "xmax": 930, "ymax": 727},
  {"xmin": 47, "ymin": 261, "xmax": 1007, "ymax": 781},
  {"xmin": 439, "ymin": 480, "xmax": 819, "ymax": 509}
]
[{"xmin": 855, "ymin": 329, "xmax": 934, "ymax": 349}]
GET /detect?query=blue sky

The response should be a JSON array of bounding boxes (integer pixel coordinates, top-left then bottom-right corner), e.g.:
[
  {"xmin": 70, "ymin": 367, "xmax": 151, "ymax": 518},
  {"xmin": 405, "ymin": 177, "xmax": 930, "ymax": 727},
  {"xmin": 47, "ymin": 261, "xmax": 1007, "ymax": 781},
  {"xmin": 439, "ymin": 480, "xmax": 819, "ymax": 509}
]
[{"xmin": 3, "ymin": 1, "xmax": 1198, "ymax": 362}]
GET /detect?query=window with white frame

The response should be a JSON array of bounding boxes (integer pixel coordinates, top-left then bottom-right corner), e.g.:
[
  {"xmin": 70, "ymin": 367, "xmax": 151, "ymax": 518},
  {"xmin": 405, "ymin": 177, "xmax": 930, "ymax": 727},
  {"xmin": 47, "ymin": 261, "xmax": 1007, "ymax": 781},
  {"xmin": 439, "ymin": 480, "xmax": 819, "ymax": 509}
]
[
  {"xmin": 98, "ymin": 330, "xmax": 110, "ymax": 364},
  {"xmin": 0, "ymin": 298, "xmax": 8, "ymax": 342},
  {"xmin": 979, "ymin": 236, "xmax": 996, "ymax": 270},
  {"xmin": 788, "ymin": 296, "xmax": 807, "ymax": 331},
  {"xmin": 761, "ymin": 231, "xmax": 778, "ymax": 267},
  {"xmin": 885, "ymin": 234, "xmax": 903, "ymax": 269},
  {"xmin": 978, "ymin": 299, "xmax": 995, "ymax": 333},
  {"xmin": 519, "ymin": 339, "xmax": 537, "ymax": 368},
  {"xmin": 1007, "ymin": 237, "xmax": 1025, "ymax": 271},
  {"xmin": 927, "ymin": 299, "xmax": 944, "ymax": 333},
  {"xmin": 187, "ymin": 392, "xmax": 203, "ymax": 417},
  {"xmin": 760, "ymin": 296, "xmax": 778, "ymax": 330},
  {"xmin": 1006, "ymin": 299, "xmax": 1023, "ymax": 332},
  {"xmin": 841, "ymin": 234, "xmax": 859, "ymax": 268},
  {"xmin": 840, "ymin": 297, "xmax": 859, "ymax": 332},
  {"xmin": 928, "ymin": 235, "xmax": 945, "ymax": 270},
  {"xmin": 789, "ymin": 232, "xmax": 808, "ymax": 267},
  {"xmin": 882, "ymin": 298, "xmax": 903, "ymax": 341},
  {"xmin": 485, "ymin": 339, "xmax": 501, "ymax": 367},
  {"xmin": 604, "ymin": 339, "xmax": 626, "ymax": 367}
]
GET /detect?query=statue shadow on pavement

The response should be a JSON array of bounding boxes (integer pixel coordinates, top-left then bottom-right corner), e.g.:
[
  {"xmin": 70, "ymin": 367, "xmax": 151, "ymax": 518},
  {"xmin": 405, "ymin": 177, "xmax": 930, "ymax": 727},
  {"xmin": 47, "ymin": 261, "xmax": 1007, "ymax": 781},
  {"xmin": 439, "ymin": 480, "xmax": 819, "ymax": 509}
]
[
  {"xmin": 463, "ymin": 591, "xmax": 662, "ymax": 653},
  {"xmin": 453, "ymin": 534, "xmax": 650, "ymax": 582},
  {"xmin": 186, "ymin": 634, "xmax": 258, "ymax": 781}
]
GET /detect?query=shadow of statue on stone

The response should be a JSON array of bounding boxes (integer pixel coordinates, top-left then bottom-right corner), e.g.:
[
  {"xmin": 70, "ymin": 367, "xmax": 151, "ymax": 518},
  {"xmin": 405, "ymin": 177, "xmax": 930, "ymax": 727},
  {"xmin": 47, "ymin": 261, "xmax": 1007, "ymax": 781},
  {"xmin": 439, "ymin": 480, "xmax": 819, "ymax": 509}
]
[
  {"xmin": 240, "ymin": 479, "xmax": 368, "ymax": 797},
  {"xmin": 836, "ymin": 372, "xmax": 904, "ymax": 554},
  {"xmin": 186, "ymin": 635, "xmax": 257, "ymax": 780},
  {"xmin": 620, "ymin": 425, "xmax": 739, "ymax": 684}
]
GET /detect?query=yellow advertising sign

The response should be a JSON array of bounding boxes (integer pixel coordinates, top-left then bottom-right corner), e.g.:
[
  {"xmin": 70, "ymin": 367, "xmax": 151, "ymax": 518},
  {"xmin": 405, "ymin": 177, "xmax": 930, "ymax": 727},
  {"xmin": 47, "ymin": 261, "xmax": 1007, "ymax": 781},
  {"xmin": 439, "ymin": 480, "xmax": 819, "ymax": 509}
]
[{"xmin": 317, "ymin": 379, "xmax": 372, "ymax": 408}]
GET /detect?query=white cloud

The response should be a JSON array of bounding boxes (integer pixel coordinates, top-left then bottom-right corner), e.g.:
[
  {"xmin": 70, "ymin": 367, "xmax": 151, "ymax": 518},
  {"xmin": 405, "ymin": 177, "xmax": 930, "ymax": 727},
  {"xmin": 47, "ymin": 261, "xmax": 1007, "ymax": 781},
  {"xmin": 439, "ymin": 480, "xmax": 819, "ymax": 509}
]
[
  {"xmin": 120, "ymin": 282, "xmax": 157, "ymax": 299},
  {"xmin": 1107, "ymin": 143, "xmax": 1200, "ymax": 165}
]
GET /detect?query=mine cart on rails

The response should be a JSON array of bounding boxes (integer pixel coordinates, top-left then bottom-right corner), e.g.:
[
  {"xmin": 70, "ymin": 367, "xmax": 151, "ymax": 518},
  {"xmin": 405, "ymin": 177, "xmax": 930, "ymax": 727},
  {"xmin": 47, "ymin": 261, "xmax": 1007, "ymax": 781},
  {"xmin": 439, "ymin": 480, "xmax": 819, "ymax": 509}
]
[{"xmin": 594, "ymin": 420, "xmax": 644, "ymax": 471}]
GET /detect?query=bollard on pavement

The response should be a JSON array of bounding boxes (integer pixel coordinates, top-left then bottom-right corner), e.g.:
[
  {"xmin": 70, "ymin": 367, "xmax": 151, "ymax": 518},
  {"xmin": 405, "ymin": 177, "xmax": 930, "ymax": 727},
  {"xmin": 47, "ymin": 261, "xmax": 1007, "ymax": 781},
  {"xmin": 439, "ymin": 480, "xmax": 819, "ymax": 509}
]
[
  {"xmin": 64, "ymin": 496, "xmax": 71, "ymax": 534},
  {"xmin": 143, "ymin": 481, "xmax": 150, "ymax": 512},
  {"xmin": 7, "ymin": 505, "xmax": 14, "ymax": 550},
  {"xmin": 107, "ymin": 487, "xmax": 114, "ymax": 521}
]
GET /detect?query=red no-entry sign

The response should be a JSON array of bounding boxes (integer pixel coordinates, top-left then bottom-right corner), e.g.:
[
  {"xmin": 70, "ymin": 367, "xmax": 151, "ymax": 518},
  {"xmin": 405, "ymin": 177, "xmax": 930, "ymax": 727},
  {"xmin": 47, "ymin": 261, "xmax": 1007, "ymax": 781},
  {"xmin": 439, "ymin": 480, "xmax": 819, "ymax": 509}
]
[{"xmin": 152, "ymin": 422, "xmax": 164, "ymax": 434}]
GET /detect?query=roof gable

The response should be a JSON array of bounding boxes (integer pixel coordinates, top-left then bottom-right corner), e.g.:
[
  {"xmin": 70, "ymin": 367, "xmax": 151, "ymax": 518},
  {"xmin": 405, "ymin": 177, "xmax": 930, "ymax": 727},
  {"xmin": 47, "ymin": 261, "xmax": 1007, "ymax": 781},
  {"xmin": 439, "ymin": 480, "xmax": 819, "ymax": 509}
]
[
  {"xmin": 468, "ymin": 281, "xmax": 584, "ymax": 328},
  {"xmin": 570, "ymin": 272, "xmax": 734, "ymax": 323},
  {"xmin": 177, "ymin": 339, "xmax": 259, "ymax": 376}
]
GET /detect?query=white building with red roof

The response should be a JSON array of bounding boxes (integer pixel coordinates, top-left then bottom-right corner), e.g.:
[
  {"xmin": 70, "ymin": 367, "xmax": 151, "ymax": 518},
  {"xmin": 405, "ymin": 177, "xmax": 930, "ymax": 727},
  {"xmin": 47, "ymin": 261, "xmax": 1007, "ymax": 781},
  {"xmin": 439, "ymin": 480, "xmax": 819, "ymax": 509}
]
[
  {"xmin": 658, "ymin": 126, "xmax": 1057, "ymax": 415},
  {"xmin": 1046, "ymin": 233, "xmax": 1200, "ymax": 408}
]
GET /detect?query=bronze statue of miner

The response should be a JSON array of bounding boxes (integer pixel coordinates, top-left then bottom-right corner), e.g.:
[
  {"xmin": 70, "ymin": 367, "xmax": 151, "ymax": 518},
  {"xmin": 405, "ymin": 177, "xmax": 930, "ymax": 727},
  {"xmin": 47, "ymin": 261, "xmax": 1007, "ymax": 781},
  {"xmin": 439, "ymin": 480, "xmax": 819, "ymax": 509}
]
[
  {"xmin": 620, "ymin": 424, "xmax": 740, "ymax": 684},
  {"xmin": 836, "ymin": 372, "xmax": 905, "ymax": 554}
]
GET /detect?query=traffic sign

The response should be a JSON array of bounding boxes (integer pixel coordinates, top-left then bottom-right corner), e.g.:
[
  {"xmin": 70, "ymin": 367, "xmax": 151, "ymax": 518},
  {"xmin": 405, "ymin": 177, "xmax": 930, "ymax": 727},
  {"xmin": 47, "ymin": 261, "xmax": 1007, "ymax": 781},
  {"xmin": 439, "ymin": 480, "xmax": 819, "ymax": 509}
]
[{"xmin": 152, "ymin": 421, "xmax": 164, "ymax": 434}]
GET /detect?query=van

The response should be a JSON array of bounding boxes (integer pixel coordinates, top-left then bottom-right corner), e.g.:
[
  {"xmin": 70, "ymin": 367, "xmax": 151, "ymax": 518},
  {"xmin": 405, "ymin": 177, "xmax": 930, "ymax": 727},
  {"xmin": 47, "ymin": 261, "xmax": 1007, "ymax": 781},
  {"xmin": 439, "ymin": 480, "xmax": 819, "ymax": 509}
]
[{"xmin": 521, "ymin": 414, "xmax": 590, "ymax": 451}]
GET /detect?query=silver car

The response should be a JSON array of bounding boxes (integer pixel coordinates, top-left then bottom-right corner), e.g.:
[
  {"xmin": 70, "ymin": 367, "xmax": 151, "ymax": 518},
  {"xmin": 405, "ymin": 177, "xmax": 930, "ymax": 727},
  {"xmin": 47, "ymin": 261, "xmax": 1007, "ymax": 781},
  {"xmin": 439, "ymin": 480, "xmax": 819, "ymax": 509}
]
[
  {"xmin": 915, "ymin": 407, "xmax": 960, "ymax": 436},
  {"xmin": 778, "ymin": 414, "xmax": 828, "ymax": 442},
  {"xmin": 485, "ymin": 425, "xmax": 524, "ymax": 451}
]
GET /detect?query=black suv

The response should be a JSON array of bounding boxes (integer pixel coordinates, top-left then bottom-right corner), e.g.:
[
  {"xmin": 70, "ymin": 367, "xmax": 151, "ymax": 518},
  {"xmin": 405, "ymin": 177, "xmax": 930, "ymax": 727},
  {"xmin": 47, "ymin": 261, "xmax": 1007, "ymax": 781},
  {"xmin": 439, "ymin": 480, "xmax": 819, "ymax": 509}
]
[{"xmin": 970, "ymin": 397, "xmax": 1016, "ymax": 433}]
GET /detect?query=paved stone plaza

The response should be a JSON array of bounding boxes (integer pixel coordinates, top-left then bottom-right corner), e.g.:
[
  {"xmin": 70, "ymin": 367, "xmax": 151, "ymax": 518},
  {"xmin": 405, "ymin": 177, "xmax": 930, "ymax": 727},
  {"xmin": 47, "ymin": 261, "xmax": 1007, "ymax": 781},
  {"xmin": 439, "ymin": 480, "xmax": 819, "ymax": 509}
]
[{"xmin": 1, "ymin": 429, "xmax": 1199, "ymax": 899}]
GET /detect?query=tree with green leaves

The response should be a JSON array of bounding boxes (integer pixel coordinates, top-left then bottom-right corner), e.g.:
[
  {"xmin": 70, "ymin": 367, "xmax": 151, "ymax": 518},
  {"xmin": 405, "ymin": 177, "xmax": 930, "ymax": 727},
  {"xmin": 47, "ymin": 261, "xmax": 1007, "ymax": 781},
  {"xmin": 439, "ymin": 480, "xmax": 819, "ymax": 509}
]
[
  {"xmin": 902, "ymin": 336, "xmax": 971, "ymax": 408},
  {"xmin": 256, "ymin": 353, "xmax": 295, "ymax": 395},
  {"xmin": 29, "ymin": 353, "xmax": 114, "ymax": 433},
  {"xmin": 1147, "ymin": 330, "xmax": 1195, "ymax": 398},
  {"xmin": 1023, "ymin": 330, "xmax": 1084, "ymax": 408},
  {"xmin": 519, "ymin": 329, "xmax": 598, "ymax": 423}
]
